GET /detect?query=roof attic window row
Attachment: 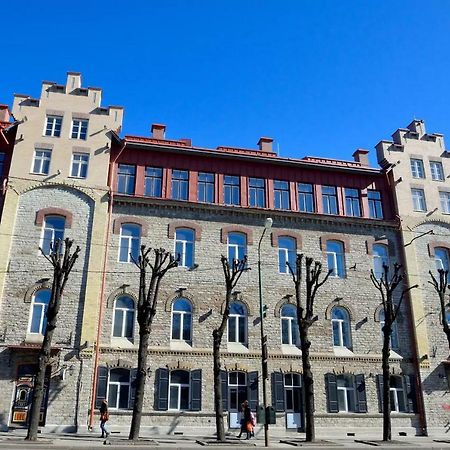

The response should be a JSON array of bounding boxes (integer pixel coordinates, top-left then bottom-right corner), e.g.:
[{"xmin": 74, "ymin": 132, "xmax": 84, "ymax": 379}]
[{"xmin": 116, "ymin": 164, "xmax": 384, "ymax": 219}]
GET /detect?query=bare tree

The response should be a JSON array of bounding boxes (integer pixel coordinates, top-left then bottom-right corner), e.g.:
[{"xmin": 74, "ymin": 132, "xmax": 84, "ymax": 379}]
[
  {"xmin": 26, "ymin": 238, "xmax": 81, "ymax": 441},
  {"xmin": 370, "ymin": 263, "xmax": 417, "ymax": 442},
  {"xmin": 213, "ymin": 255, "xmax": 248, "ymax": 442},
  {"xmin": 288, "ymin": 254, "xmax": 331, "ymax": 442},
  {"xmin": 129, "ymin": 246, "xmax": 178, "ymax": 440},
  {"xmin": 428, "ymin": 268, "xmax": 450, "ymax": 353}
]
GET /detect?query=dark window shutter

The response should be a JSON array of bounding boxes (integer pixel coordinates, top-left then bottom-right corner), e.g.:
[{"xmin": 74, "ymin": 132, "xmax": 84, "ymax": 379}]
[
  {"xmin": 271, "ymin": 372, "xmax": 285, "ymax": 412},
  {"xmin": 248, "ymin": 371, "xmax": 259, "ymax": 412},
  {"xmin": 355, "ymin": 374, "xmax": 367, "ymax": 413},
  {"xmin": 130, "ymin": 368, "xmax": 138, "ymax": 408},
  {"xmin": 376, "ymin": 374, "xmax": 384, "ymax": 413},
  {"xmin": 404, "ymin": 375, "xmax": 416, "ymax": 413},
  {"xmin": 154, "ymin": 368, "xmax": 169, "ymax": 411},
  {"xmin": 95, "ymin": 366, "xmax": 108, "ymax": 409},
  {"xmin": 325, "ymin": 373, "xmax": 338, "ymax": 413},
  {"xmin": 190, "ymin": 369, "xmax": 202, "ymax": 411},
  {"xmin": 220, "ymin": 370, "xmax": 228, "ymax": 411}
]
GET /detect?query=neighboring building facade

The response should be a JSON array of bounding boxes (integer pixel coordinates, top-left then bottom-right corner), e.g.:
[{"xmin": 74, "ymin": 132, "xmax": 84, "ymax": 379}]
[
  {"xmin": 0, "ymin": 73, "xmax": 123, "ymax": 431},
  {"xmin": 376, "ymin": 119, "xmax": 450, "ymax": 436}
]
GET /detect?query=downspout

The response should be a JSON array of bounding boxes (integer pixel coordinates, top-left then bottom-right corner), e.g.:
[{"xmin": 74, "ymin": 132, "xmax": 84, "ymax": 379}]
[{"xmin": 88, "ymin": 139, "xmax": 126, "ymax": 429}]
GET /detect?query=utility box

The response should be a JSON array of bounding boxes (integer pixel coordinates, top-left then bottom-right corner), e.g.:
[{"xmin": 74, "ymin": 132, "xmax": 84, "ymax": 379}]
[{"xmin": 256, "ymin": 405, "xmax": 276, "ymax": 425}]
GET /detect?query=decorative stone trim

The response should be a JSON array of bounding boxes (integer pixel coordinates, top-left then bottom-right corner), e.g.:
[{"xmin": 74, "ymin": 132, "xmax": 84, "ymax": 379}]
[
  {"xmin": 428, "ymin": 241, "xmax": 450, "ymax": 257},
  {"xmin": 113, "ymin": 217, "xmax": 148, "ymax": 237},
  {"xmin": 325, "ymin": 300, "xmax": 354, "ymax": 321},
  {"xmin": 35, "ymin": 142, "xmax": 54, "ymax": 150},
  {"xmin": 168, "ymin": 221, "xmax": 202, "ymax": 241},
  {"xmin": 35, "ymin": 207, "xmax": 73, "ymax": 228},
  {"xmin": 164, "ymin": 293, "xmax": 196, "ymax": 313},
  {"xmin": 223, "ymin": 362, "xmax": 251, "ymax": 372},
  {"xmin": 220, "ymin": 295, "xmax": 253, "ymax": 317},
  {"xmin": 270, "ymin": 230, "xmax": 302, "ymax": 249},
  {"xmin": 220, "ymin": 225, "xmax": 253, "ymax": 245},
  {"xmin": 72, "ymin": 146, "xmax": 90, "ymax": 154},
  {"xmin": 24, "ymin": 279, "xmax": 51, "ymax": 303},
  {"xmin": 106, "ymin": 285, "xmax": 138, "ymax": 309},
  {"xmin": 366, "ymin": 237, "xmax": 395, "ymax": 256},
  {"xmin": 72, "ymin": 112, "xmax": 90, "ymax": 119},
  {"xmin": 274, "ymin": 296, "xmax": 296, "ymax": 318},
  {"xmin": 104, "ymin": 358, "xmax": 134, "ymax": 369},
  {"xmin": 46, "ymin": 109, "xmax": 65, "ymax": 117},
  {"xmin": 320, "ymin": 234, "xmax": 350, "ymax": 252},
  {"xmin": 166, "ymin": 361, "xmax": 193, "ymax": 371}
]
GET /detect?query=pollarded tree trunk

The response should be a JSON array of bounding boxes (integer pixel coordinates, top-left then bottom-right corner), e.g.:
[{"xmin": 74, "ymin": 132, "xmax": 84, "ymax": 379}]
[
  {"xmin": 213, "ymin": 330, "xmax": 225, "ymax": 441},
  {"xmin": 381, "ymin": 322, "xmax": 391, "ymax": 442}
]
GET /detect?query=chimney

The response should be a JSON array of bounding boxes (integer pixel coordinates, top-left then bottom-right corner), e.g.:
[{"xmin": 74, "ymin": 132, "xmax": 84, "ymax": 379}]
[
  {"xmin": 353, "ymin": 149, "xmax": 369, "ymax": 166},
  {"xmin": 257, "ymin": 137, "xmax": 273, "ymax": 153},
  {"xmin": 151, "ymin": 123, "xmax": 166, "ymax": 140},
  {"xmin": 0, "ymin": 105, "xmax": 10, "ymax": 122}
]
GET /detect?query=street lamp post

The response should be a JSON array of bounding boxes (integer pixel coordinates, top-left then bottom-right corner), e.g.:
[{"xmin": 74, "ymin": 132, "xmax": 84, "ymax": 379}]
[{"xmin": 258, "ymin": 217, "xmax": 272, "ymax": 448}]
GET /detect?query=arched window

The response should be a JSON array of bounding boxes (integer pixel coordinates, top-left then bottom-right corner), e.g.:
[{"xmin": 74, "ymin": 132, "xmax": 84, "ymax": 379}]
[
  {"xmin": 278, "ymin": 237, "xmax": 296, "ymax": 274},
  {"xmin": 227, "ymin": 233, "xmax": 247, "ymax": 262},
  {"xmin": 389, "ymin": 376, "xmax": 407, "ymax": 413},
  {"xmin": 326, "ymin": 240, "xmax": 345, "ymax": 278},
  {"xmin": 331, "ymin": 306, "xmax": 351, "ymax": 348},
  {"xmin": 112, "ymin": 296, "xmax": 135, "ymax": 338},
  {"xmin": 29, "ymin": 289, "xmax": 51, "ymax": 334},
  {"xmin": 119, "ymin": 224, "xmax": 141, "ymax": 263},
  {"xmin": 175, "ymin": 228, "xmax": 195, "ymax": 268},
  {"xmin": 108, "ymin": 368, "xmax": 130, "ymax": 409},
  {"xmin": 281, "ymin": 304, "xmax": 300, "ymax": 346},
  {"xmin": 379, "ymin": 309, "xmax": 399, "ymax": 350},
  {"xmin": 435, "ymin": 247, "xmax": 450, "ymax": 271},
  {"xmin": 169, "ymin": 370, "xmax": 190, "ymax": 410},
  {"xmin": 171, "ymin": 298, "xmax": 193, "ymax": 342},
  {"xmin": 41, "ymin": 216, "xmax": 65, "ymax": 255},
  {"xmin": 373, "ymin": 244, "xmax": 389, "ymax": 279},
  {"xmin": 228, "ymin": 302, "xmax": 247, "ymax": 344}
]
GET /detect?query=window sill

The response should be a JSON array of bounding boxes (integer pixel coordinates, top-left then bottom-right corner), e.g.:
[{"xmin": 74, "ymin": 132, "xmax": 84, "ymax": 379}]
[
  {"xmin": 29, "ymin": 172, "xmax": 48, "ymax": 176},
  {"xmin": 68, "ymin": 176, "xmax": 87, "ymax": 180},
  {"xmin": 227, "ymin": 343, "xmax": 249, "ymax": 353},
  {"xmin": 333, "ymin": 346, "xmax": 354, "ymax": 357},
  {"xmin": 110, "ymin": 338, "xmax": 135, "ymax": 349},
  {"xmin": 25, "ymin": 333, "xmax": 44, "ymax": 344},
  {"xmin": 281, "ymin": 344, "xmax": 301, "ymax": 355},
  {"xmin": 170, "ymin": 341, "xmax": 192, "ymax": 351}
]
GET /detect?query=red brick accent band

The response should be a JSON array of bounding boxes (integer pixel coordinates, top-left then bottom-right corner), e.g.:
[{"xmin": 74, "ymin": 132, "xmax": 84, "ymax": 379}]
[
  {"xmin": 113, "ymin": 217, "xmax": 148, "ymax": 237},
  {"xmin": 428, "ymin": 241, "xmax": 450, "ymax": 257},
  {"xmin": 270, "ymin": 230, "xmax": 302, "ymax": 249},
  {"xmin": 168, "ymin": 221, "xmax": 202, "ymax": 241},
  {"xmin": 35, "ymin": 208, "xmax": 73, "ymax": 228},
  {"xmin": 366, "ymin": 237, "xmax": 395, "ymax": 256},
  {"xmin": 320, "ymin": 234, "xmax": 350, "ymax": 252},
  {"xmin": 220, "ymin": 225, "xmax": 253, "ymax": 245}
]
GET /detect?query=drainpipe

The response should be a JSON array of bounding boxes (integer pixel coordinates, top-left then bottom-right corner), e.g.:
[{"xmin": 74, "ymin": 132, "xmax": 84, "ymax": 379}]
[{"xmin": 88, "ymin": 138, "xmax": 126, "ymax": 429}]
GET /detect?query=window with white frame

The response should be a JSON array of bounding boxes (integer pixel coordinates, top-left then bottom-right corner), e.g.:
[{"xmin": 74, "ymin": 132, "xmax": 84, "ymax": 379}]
[
  {"xmin": 440, "ymin": 191, "xmax": 450, "ymax": 214},
  {"xmin": 112, "ymin": 296, "xmax": 135, "ymax": 338},
  {"xmin": 71, "ymin": 119, "xmax": 88, "ymax": 140},
  {"xmin": 248, "ymin": 177, "xmax": 266, "ymax": 208},
  {"xmin": 278, "ymin": 236, "xmax": 296, "ymax": 274},
  {"xmin": 169, "ymin": 370, "xmax": 190, "ymax": 410},
  {"xmin": 331, "ymin": 306, "xmax": 351, "ymax": 348},
  {"xmin": 274, "ymin": 180, "xmax": 290, "ymax": 210},
  {"xmin": 198, "ymin": 172, "xmax": 215, "ymax": 203},
  {"xmin": 228, "ymin": 371, "xmax": 247, "ymax": 412},
  {"xmin": 227, "ymin": 232, "xmax": 246, "ymax": 262},
  {"xmin": 117, "ymin": 164, "xmax": 136, "ymax": 195},
  {"xmin": 435, "ymin": 247, "xmax": 450, "ymax": 271},
  {"xmin": 379, "ymin": 309, "xmax": 399, "ymax": 350},
  {"xmin": 298, "ymin": 183, "xmax": 314, "ymax": 213},
  {"xmin": 41, "ymin": 216, "xmax": 65, "ymax": 255},
  {"xmin": 70, "ymin": 153, "xmax": 89, "ymax": 178},
  {"xmin": 171, "ymin": 298, "xmax": 193, "ymax": 342},
  {"xmin": 228, "ymin": 301, "xmax": 247, "ymax": 344},
  {"xmin": 108, "ymin": 368, "xmax": 131, "ymax": 409},
  {"xmin": 118, "ymin": 224, "xmax": 141, "ymax": 263},
  {"xmin": 411, "ymin": 188, "xmax": 426, "ymax": 212},
  {"xmin": 344, "ymin": 188, "xmax": 361, "ymax": 217},
  {"xmin": 373, "ymin": 244, "xmax": 389, "ymax": 279},
  {"xmin": 322, "ymin": 185, "xmax": 338, "ymax": 214},
  {"xmin": 410, "ymin": 159, "xmax": 425, "ymax": 178},
  {"xmin": 175, "ymin": 228, "xmax": 195, "ymax": 268},
  {"xmin": 368, "ymin": 190, "xmax": 384, "ymax": 219},
  {"xmin": 224, "ymin": 175, "xmax": 240, "ymax": 206},
  {"xmin": 389, "ymin": 376, "xmax": 407, "ymax": 413},
  {"xmin": 172, "ymin": 169, "xmax": 189, "ymax": 200},
  {"xmin": 430, "ymin": 161, "xmax": 444, "ymax": 181},
  {"xmin": 281, "ymin": 304, "xmax": 300, "ymax": 346},
  {"xmin": 44, "ymin": 116, "xmax": 62, "ymax": 137},
  {"xmin": 145, "ymin": 167, "xmax": 163, "ymax": 197},
  {"xmin": 29, "ymin": 289, "xmax": 51, "ymax": 334},
  {"xmin": 326, "ymin": 240, "xmax": 345, "ymax": 278},
  {"xmin": 32, "ymin": 149, "xmax": 51, "ymax": 175},
  {"xmin": 337, "ymin": 374, "xmax": 356, "ymax": 412}
]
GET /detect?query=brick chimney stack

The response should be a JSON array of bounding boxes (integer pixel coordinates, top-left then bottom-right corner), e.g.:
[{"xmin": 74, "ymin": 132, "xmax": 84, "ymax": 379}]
[
  {"xmin": 151, "ymin": 123, "xmax": 166, "ymax": 140},
  {"xmin": 257, "ymin": 137, "xmax": 273, "ymax": 153},
  {"xmin": 352, "ymin": 149, "xmax": 369, "ymax": 166}
]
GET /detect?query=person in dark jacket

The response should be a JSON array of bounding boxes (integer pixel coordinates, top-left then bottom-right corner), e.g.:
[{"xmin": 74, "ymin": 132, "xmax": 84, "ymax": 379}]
[
  {"xmin": 243, "ymin": 400, "xmax": 253, "ymax": 439},
  {"xmin": 100, "ymin": 400, "xmax": 110, "ymax": 439}
]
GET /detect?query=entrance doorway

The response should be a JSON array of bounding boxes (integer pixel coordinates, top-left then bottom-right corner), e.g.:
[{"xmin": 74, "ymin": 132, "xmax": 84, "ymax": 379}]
[
  {"xmin": 228, "ymin": 371, "xmax": 247, "ymax": 429},
  {"xmin": 284, "ymin": 373, "xmax": 303, "ymax": 430}
]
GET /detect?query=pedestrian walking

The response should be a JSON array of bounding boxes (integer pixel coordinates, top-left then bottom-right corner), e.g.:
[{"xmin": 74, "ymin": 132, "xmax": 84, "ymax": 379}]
[
  {"xmin": 243, "ymin": 400, "xmax": 253, "ymax": 439},
  {"xmin": 237, "ymin": 402, "xmax": 246, "ymax": 438},
  {"xmin": 99, "ymin": 399, "xmax": 110, "ymax": 439}
]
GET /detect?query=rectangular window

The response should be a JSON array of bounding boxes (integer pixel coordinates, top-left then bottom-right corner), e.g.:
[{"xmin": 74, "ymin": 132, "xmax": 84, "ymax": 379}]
[
  {"xmin": 224, "ymin": 175, "xmax": 240, "ymax": 206},
  {"xmin": 71, "ymin": 119, "xmax": 88, "ymax": 140},
  {"xmin": 368, "ymin": 190, "xmax": 383, "ymax": 219},
  {"xmin": 145, "ymin": 167, "xmax": 163, "ymax": 197},
  {"xmin": 410, "ymin": 159, "xmax": 425, "ymax": 179},
  {"xmin": 117, "ymin": 164, "xmax": 136, "ymax": 195},
  {"xmin": 298, "ymin": 183, "xmax": 314, "ymax": 213},
  {"xmin": 172, "ymin": 169, "xmax": 189, "ymax": 200},
  {"xmin": 44, "ymin": 116, "xmax": 62, "ymax": 137},
  {"xmin": 197, "ymin": 172, "xmax": 215, "ymax": 203},
  {"xmin": 411, "ymin": 188, "xmax": 426, "ymax": 212},
  {"xmin": 32, "ymin": 149, "xmax": 51, "ymax": 175},
  {"xmin": 440, "ymin": 191, "xmax": 450, "ymax": 214},
  {"xmin": 322, "ymin": 186, "xmax": 338, "ymax": 215},
  {"xmin": 274, "ymin": 180, "xmax": 290, "ymax": 210},
  {"xmin": 248, "ymin": 177, "xmax": 265, "ymax": 208},
  {"xmin": 430, "ymin": 161, "xmax": 445, "ymax": 181},
  {"xmin": 344, "ymin": 188, "xmax": 361, "ymax": 217},
  {"xmin": 70, "ymin": 153, "xmax": 89, "ymax": 178},
  {"xmin": 0, "ymin": 152, "xmax": 5, "ymax": 178}
]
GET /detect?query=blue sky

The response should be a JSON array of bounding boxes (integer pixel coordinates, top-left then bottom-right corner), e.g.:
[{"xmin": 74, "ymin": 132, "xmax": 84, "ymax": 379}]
[{"xmin": 2, "ymin": 1, "xmax": 449, "ymax": 165}]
